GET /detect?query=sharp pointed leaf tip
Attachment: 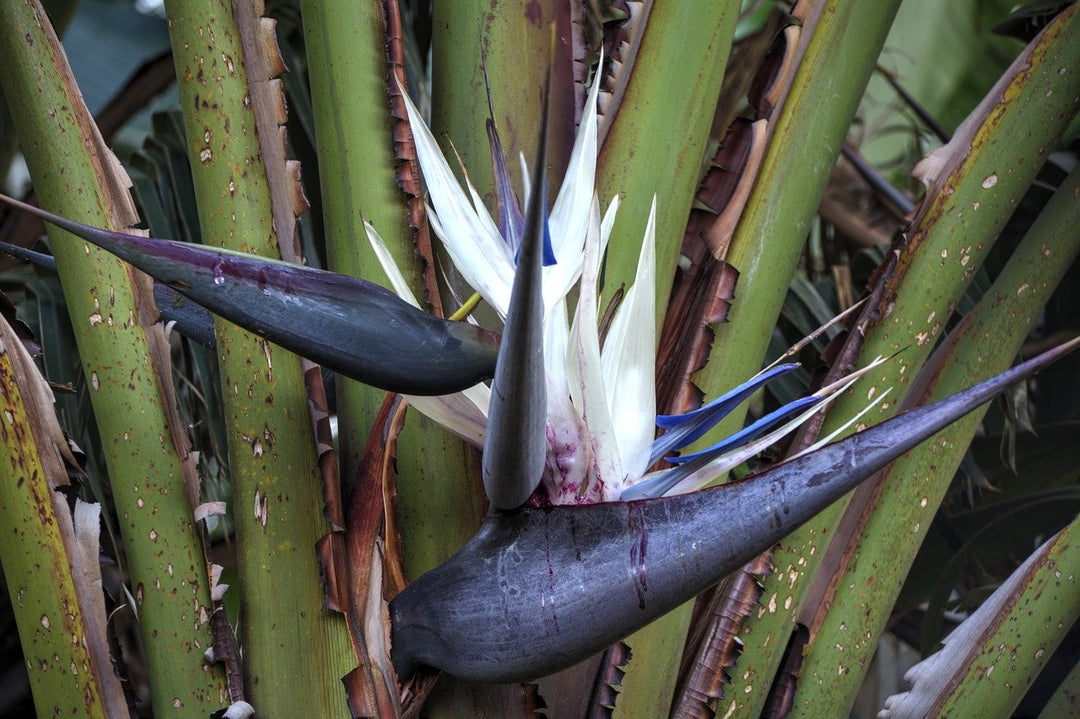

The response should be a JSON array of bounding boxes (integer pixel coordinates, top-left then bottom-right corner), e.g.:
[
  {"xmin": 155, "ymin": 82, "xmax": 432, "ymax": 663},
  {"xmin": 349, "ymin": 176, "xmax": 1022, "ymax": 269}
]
[
  {"xmin": 392, "ymin": 339, "xmax": 1079, "ymax": 683},
  {"xmin": 482, "ymin": 91, "xmax": 551, "ymax": 510},
  {"xmin": 0, "ymin": 193, "xmax": 498, "ymax": 395}
]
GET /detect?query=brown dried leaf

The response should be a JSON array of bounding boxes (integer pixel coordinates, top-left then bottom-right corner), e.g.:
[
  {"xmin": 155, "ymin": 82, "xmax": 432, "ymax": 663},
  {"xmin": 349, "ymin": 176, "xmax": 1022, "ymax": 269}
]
[
  {"xmin": 340, "ymin": 395, "xmax": 407, "ymax": 717},
  {"xmin": 818, "ymin": 154, "xmax": 905, "ymax": 250},
  {"xmin": 385, "ymin": 0, "xmax": 444, "ymax": 317},
  {"xmin": 596, "ymin": 0, "xmax": 650, "ymax": 146},
  {"xmin": 655, "ymin": 118, "xmax": 765, "ymax": 416},
  {"xmin": 712, "ymin": 7, "xmax": 787, "ymax": 134},
  {"xmin": 231, "ymin": 0, "xmax": 304, "ymax": 261},
  {"xmin": 587, "ymin": 642, "xmax": 632, "ymax": 718},
  {"xmin": 747, "ymin": 24, "xmax": 801, "ymax": 122},
  {"xmin": 672, "ymin": 554, "xmax": 773, "ymax": 719}
]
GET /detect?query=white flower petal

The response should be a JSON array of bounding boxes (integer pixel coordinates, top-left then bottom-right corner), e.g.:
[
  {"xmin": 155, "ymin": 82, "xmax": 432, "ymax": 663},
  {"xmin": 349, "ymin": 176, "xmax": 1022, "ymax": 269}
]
[
  {"xmin": 544, "ymin": 72, "xmax": 601, "ymax": 312},
  {"xmin": 601, "ymin": 197, "xmax": 657, "ymax": 481},
  {"xmin": 399, "ymin": 83, "xmax": 514, "ymax": 315},
  {"xmin": 600, "ymin": 195, "xmax": 620, "ymax": 252},
  {"xmin": 519, "ymin": 152, "xmax": 531, "ymax": 208},
  {"xmin": 404, "ymin": 387, "xmax": 489, "ymax": 447},
  {"xmin": 542, "ymin": 380, "xmax": 598, "ymax": 503},
  {"xmin": 364, "ymin": 220, "xmax": 421, "ymax": 308},
  {"xmin": 545, "ymin": 297, "xmax": 571, "ymax": 399},
  {"xmin": 549, "ymin": 59, "xmax": 601, "ymax": 257},
  {"xmin": 465, "ymin": 179, "xmax": 509, "ymax": 258},
  {"xmin": 567, "ymin": 198, "xmax": 623, "ymax": 495}
]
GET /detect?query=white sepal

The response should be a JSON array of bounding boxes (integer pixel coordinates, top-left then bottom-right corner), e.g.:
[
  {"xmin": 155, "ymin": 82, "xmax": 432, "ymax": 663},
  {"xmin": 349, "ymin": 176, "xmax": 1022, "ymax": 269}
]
[{"xmin": 601, "ymin": 197, "xmax": 657, "ymax": 484}]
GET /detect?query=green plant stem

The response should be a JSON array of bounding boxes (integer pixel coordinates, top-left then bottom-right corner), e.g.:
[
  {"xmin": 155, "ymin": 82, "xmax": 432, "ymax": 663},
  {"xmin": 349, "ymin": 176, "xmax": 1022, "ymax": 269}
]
[
  {"xmin": 0, "ymin": 316, "xmax": 125, "ymax": 718},
  {"xmin": 595, "ymin": 1, "xmax": 738, "ymax": 329},
  {"xmin": 792, "ymin": 158, "xmax": 1080, "ymax": 717},
  {"xmin": 0, "ymin": 3, "xmax": 227, "ymax": 715},
  {"xmin": 299, "ymin": 0, "xmax": 485, "ymax": 583},
  {"xmin": 163, "ymin": 3, "xmax": 352, "ymax": 716},
  {"xmin": 431, "ymin": 0, "xmax": 576, "ymax": 207},
  {"xmin": 614, "ymin": 3, "xmax": 900, "ymax": 716},
  {"xmin": 932, "ymin": 517, "xmax": 1080, "ymax": 716},
  {"xmin": 579, "ymin": 6, "xmax": 740, "ymax": 715},
  {"xmin": 721, "ymin": 7, "xmax": 1080, "ymax": 714},
  {"xmin": 0, "ymin": 0, "xmax": 78, "ymax": 183},
  {"xmin": 693, "ymin": 0, "xmax": 903, "ymax": 453},
  {"xmin": 300, "ymin": 0, "xmax": 416, "ymax": 474}
]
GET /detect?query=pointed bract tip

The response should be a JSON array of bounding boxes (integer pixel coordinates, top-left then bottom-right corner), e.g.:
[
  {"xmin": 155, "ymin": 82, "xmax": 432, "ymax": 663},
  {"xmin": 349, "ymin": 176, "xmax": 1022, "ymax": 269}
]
[{"xmin": 481, "ymin": 79, "xmax": 553, "ymax": 510}]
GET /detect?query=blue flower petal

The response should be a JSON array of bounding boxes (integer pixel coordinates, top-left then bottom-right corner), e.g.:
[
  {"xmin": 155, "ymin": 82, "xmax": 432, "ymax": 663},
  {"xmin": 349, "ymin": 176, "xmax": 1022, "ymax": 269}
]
[
  {"xmin": 619, "ymin": 469, "xmax": 680, "ymax": 501},
  {"xmin": 542, "ymin": 210, "xmax": 556, "ymax": 266},
  {"xmin": 625, "ymin": 390, "xmax": 820, "ymax": 500},
  {"xmin": 665, "ymin": 395, "xmax": 821, "ymax": 464},
  {"xmin": 649, "ymin": 363, "xmax": 801, "ymax": 463},
  {"xmin": 512, "ymin": 182, "xmax": 557, "ymax": 267}
]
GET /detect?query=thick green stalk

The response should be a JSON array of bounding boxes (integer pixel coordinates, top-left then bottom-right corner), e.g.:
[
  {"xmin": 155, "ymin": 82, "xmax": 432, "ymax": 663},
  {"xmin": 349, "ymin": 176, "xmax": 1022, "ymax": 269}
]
[
  {"xmin": 0, "ymin": 3, "xmax": 227, "ymax": 715},
  {"xmin": 902, "ymin": 516, "xmax": 1080, "ymax": 716},
  {"xmin": 596, "ymin": 1, "xmax": 738, "ymax": 329},
  {"xmin": 721, "ymin": 8, "xmax": 1080, "ymax": 713},
  {"xmin": 164, "ymin": 3, "xmax": 352, "ymax": 715},
  {"xmin": 612, "ymin": 3, "xmax": 898, "ymax": 715},
  {"xmin": 300, "ymin": 0, "xmax": 416, "ymax": 474},
  {"xmin": 299, "ymin": 0, "xmax": 485, "ymax": 581},
  {"xmin": 693, "ymin": 0, "xmax": 903, "ymax": 451},
  {"xmin": 0, "ymin": 315, "xmax": 126, "ymax": 718},
  {"xmin": 791, "ymin": 160, "xmax": 1080, "ymax": 717},
  {"xmin": 431, "ymin": 0, "xmax": 576, "ymax": 207},
  {"xmin": 0, "ymin": 0, "xmax": 78, "ymax": 182}
]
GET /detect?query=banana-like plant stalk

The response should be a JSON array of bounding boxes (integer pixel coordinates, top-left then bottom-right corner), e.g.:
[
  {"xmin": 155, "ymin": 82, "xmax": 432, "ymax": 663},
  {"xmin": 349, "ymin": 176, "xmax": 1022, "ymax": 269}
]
[{"xmin": 0, "ymin": 4, "xmax": 229, "ymax": 714}]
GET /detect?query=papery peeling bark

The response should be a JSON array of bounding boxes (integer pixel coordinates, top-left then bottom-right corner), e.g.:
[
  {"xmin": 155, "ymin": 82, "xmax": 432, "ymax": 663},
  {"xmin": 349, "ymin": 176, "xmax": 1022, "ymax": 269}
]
[{"xmin": 390, "ymin": 338, "xmax": 1078, "ymax": 682}]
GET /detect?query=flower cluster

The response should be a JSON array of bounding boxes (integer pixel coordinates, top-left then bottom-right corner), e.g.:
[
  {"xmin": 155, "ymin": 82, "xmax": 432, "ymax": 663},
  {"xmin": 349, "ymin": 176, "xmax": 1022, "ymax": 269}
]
[{"xmin": 370, "ymin": 74, "xmax": 885, "ymax": 506}]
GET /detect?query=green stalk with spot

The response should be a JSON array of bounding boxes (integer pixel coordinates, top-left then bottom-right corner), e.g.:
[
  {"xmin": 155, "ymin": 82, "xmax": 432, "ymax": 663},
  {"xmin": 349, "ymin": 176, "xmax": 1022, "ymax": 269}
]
[
  {"xmin": 163, "ymin": 3, "xmax": 353, "ymax": 716},
  {"xmin": 721, "ymin": 7, "xmax": 1080, "ymax": 714},
  {"xmin": 299, "ymin": 0, "xmax": 489, "ymax": 587},
  {"xmin": 790, "ymin": 156, "xmax": 1080, "ymax": 718},
  {"xmin": 0, "ymin": 3, "xmax": 228, "ymax": 715}
]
